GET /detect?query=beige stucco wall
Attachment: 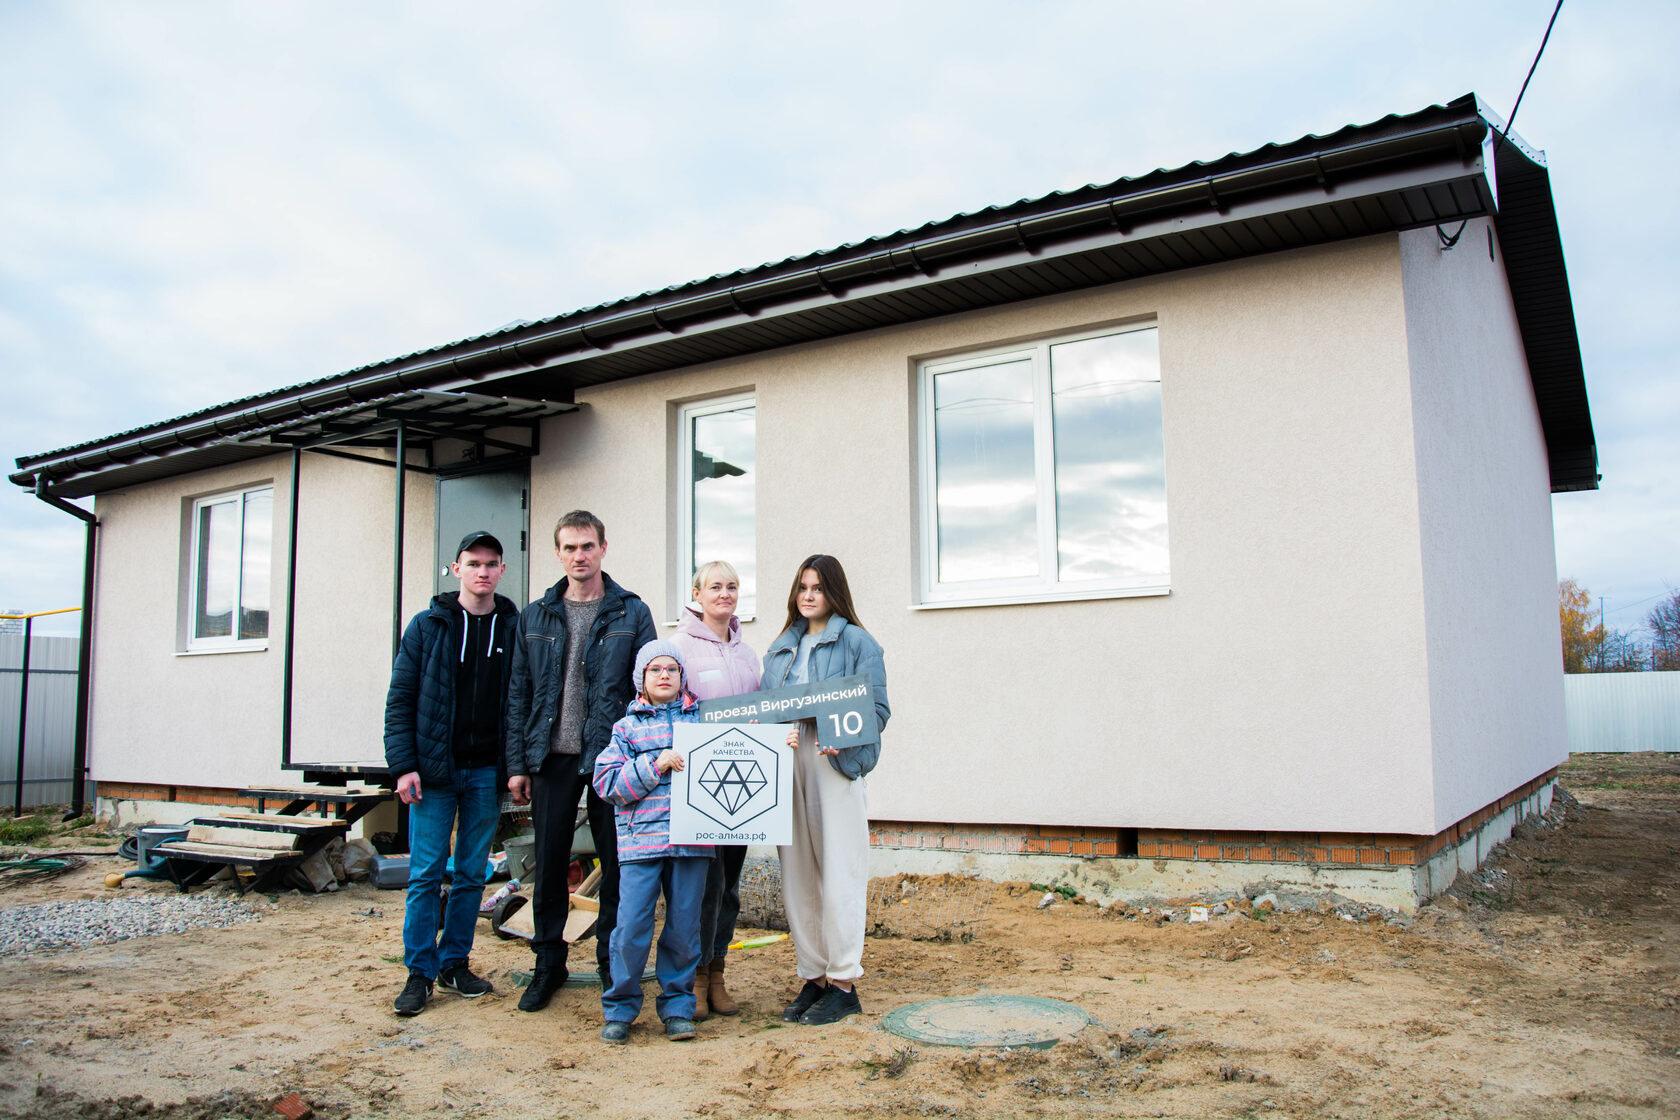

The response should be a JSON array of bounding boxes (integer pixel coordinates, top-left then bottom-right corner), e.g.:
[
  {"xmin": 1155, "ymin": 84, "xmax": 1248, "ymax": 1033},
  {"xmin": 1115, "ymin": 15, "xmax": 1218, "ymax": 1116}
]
[
  {"xmin": 532, "ymin": 234, "xmax": 1448, "ymax": 835},
  {"xmin": 84, "ymin": 228, "xmax": 1562, "ymax": 838},
  {"xmin": 1398, "ymin": 219, "xmax": 1568, "ymax": 830},
  {"xmin": 87, "ymin": 449, "xmax": 436, "ymax": 788}
]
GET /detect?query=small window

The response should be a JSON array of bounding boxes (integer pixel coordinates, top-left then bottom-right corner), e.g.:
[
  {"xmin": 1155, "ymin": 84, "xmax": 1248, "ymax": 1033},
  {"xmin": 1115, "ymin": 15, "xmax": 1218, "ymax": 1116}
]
[
  {"xmin": 917, "ymin": 323, "xmax": 1168, "ymax": 605},
  {"xmin": 678, "ymin": 396, "xmax": 756, "ymax": 618},
  {"xmin": 187, "ymin": 485, "xmax": 273, "ymax": 648}
]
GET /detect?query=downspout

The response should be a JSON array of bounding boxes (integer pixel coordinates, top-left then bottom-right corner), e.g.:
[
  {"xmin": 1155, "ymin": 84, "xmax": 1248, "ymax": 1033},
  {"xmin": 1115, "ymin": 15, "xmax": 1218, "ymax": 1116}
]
[
  {"xmin": 281, "ymin": 447, "xmax": 301, "ymax": 768},
  {"xmin": 392, "ymin": 421, "xmax": 406, "ymax": 661},
  {"xmin": 390, "ymin": 423, "xmax": 409, "ymax": 853},
  {"xmin": 32, "ymin": 479, "xmax": 97, "ymax": 819}
]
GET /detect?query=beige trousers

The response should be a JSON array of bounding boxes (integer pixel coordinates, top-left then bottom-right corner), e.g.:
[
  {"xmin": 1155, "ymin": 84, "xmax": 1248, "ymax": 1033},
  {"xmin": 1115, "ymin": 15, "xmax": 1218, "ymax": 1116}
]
[{"xmin": 777, "ymin": 718, "xmax": 869, "ymax": 982}]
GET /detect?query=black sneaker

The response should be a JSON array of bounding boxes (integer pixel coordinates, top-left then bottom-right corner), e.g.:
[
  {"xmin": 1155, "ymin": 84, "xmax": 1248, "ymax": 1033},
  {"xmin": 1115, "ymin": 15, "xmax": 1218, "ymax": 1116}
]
[
  {"xmin": 601, "ymin": 1020, "xmax": 631, "ymax": 1045},
  {"xmin": 393, "ymin": 971, "xmax": 433, "ymax": 1016},
  {"xmin": 781, "ymin": 980, "xmax": 826, "ymax": 1022},
  {"xmin": 798, "ymin": 985, "xmax": 861, "ymax": 1026},
  {"xmin": 664, "ymin": 1017, "xmax": 697, "ymax": 1041},
  {"xmin": 517, "ymin": 964, "xmax": 567, "ymax": 1012},
  {"xmin": 439, "ymin": 963, "xmax": 493, "ymax": 998}
]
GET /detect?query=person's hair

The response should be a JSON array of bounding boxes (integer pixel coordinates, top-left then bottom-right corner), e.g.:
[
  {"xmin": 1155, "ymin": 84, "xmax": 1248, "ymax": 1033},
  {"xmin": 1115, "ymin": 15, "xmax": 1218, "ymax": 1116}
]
[
  {"xmin": 553, "ymin": 509, "xmax": 606, "ymax": 549},
  {"xmin": 691, "ymin": 559, "xmax": 740, "ymax": 595},
  {"xmin": 781, "ymin": 554, "xmax": 865, "ymax": 634}
]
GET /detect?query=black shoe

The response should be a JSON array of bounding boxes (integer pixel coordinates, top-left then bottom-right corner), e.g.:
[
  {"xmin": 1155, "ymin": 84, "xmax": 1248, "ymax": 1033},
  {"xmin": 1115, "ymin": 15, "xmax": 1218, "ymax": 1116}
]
[
  {"xmin": 798, "ymin": 985, "xmax": 861, "ymax": 1025},
  {"xmin": 518, "ymin": 964, "xmax": 567, "ymax": 1012},
  {"xmin": 439, "ymin": 963, "xmax": 493, "ymax": 998},
  {"xmin": 601, "ymin": 1020, "xmax": 631, "ymax": 1044},
  {"xmin": 781, "ymin": 980, "xmax": 826, "ymax": 1022},
  {"xmin": 664, "ymin": 1017, "xmax": 697, "ymax": 1041},
  {"xmin": 394, "ymin": 971, "xmax": 433, "ymax": 1016}
]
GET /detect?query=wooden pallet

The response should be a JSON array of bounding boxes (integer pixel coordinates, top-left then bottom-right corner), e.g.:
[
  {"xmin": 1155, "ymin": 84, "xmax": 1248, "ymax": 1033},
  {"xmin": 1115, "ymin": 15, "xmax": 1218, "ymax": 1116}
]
[{"xmin": 156, "ymin": 812, "xmax": 349, "ymax": 895}]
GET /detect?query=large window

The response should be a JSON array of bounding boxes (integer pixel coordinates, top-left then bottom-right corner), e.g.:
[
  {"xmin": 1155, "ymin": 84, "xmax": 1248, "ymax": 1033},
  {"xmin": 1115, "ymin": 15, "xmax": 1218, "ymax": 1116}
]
[
  {"xmin": 187, "ymin": 485, "xmax": 273, "ymax": 649},
  {"xmin": 678, "ymin": 396, "xmax": 756, "ymax": 618},
  {"xmin": 918, "ymin": 323, "xmax": 1168, "ymax": 605}
]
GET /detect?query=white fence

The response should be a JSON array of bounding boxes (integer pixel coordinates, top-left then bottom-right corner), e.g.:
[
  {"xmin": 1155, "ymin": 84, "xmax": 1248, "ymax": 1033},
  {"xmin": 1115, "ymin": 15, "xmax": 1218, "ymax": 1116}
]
[
  {"xmin": 0, "ymin": 633, "xmax": 84, "ymax": 810},
  {"xmin": 1564, "ymin": 671, "xmax": 1680, "ymax": 754}
]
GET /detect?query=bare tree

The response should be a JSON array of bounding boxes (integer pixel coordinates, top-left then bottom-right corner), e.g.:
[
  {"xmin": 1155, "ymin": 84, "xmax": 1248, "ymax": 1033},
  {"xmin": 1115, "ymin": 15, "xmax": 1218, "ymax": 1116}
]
[{"xmin": 1647, "ymin": 590, "xmax": 1680, "ymax": 672}]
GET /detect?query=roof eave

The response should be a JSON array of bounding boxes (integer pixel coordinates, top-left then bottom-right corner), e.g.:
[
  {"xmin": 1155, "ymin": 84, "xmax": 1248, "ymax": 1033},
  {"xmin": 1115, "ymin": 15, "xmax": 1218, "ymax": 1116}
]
[{"xmin": 15, "ymin": 94, "xmax": 1594, "ymax": 497}]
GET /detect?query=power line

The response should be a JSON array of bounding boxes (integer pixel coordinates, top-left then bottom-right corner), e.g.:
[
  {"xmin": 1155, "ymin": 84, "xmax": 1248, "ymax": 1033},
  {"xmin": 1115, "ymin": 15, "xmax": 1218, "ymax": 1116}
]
[{"xmin": 1503, "ymin": 0, "xmax": 1565, "ymax": 145}]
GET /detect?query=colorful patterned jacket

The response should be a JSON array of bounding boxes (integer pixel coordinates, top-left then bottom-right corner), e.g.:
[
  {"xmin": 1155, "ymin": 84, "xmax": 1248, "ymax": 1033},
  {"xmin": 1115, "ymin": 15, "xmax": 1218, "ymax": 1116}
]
[{"xmin": 592, "ymin": 691, "xmax": 715, "ymax": 863}]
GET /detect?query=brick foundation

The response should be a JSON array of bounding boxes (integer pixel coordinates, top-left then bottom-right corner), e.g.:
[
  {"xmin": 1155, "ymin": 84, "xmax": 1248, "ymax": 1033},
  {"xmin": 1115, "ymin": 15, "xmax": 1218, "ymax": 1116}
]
[
  {"xmin": 95, "ymin": 782, "xmax": 270, "ymax": 811},
  {"xmin": 869, "ymin": 768, "xmax": 1557, "ymax": 870}
]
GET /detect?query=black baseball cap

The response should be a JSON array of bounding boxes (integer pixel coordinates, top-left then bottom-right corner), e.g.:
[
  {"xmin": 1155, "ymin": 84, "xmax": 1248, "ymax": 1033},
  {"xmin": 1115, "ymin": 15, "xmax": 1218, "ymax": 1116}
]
[{"xmin": 455, "ymin": 530, "xmax": 504, "ymax": 558}]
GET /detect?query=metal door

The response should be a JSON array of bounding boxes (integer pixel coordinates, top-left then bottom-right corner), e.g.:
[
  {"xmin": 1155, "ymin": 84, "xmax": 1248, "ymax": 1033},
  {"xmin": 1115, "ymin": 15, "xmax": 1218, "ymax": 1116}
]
[{"xmin": 435, "ymin": 467, "xmax": 530, "ymax": 605}]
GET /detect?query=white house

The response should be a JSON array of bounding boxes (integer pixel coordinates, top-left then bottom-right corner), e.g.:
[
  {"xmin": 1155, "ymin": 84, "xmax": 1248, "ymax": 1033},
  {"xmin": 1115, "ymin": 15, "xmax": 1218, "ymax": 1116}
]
[{"xmin": 12, "ymin": 94, "xmax": 1595, "ymax": 909}]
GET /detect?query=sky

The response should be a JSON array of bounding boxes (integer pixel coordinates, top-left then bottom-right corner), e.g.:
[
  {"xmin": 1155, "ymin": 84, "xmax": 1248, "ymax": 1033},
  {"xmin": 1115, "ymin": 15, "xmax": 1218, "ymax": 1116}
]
[{"xmin": 1, "ymin": 0, "xmax": 1674, "ymax": 639}]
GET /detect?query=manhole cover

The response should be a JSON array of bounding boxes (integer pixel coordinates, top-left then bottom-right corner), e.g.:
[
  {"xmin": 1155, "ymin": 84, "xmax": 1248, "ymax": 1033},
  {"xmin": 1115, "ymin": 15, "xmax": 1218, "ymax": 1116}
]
[{"xmin": 882, "ymin": 994, "xmax": 1089, "ymax": 1049}]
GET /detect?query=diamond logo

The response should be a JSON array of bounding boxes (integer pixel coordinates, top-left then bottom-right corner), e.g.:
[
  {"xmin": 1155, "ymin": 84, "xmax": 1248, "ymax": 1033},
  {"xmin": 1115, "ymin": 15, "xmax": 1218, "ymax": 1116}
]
[
  {"xmin": 699, "ymin": 758, "xmax": 765, "ymax": 813},
  {"xmin": 688, "ymin": 728, "xmax": 780, "ymax": 831}
]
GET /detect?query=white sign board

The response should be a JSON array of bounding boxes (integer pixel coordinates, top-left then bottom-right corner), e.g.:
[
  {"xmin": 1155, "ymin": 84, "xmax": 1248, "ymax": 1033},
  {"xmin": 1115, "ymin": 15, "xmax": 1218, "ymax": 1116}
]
[{"xmin": 669, "ymin": 722, "xmax": 794, "ymax": 846}]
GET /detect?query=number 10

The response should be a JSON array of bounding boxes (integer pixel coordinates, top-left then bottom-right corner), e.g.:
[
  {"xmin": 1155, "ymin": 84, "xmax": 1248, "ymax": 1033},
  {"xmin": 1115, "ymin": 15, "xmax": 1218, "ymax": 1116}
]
[{"xmin": 826, "ymin": 710, "xmax": 863, "ymax": 737}]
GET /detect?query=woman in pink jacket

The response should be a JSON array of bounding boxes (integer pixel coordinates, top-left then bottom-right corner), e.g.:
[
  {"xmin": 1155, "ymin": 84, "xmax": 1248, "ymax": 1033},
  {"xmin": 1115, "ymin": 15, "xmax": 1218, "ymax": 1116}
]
[{"xmin": 669, "ymin": 559, "xmax": 762, "ymax": 1018}]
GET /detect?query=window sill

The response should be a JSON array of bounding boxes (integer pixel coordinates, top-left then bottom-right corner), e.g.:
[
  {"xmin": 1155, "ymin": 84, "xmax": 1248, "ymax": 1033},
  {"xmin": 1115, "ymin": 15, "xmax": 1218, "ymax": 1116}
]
[
  {"xmin": 176, "ymin": 643, "xmax": 269, "ymax": 657},
  {"xmin": 910, "ymin": 586, "xmax": 1170, "ymax": 611}
]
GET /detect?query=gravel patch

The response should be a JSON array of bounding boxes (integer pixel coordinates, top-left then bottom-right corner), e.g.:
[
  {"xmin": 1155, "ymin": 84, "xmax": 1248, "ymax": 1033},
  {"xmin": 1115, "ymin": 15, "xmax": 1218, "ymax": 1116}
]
[{"xmin": 0, "ymin": 895, "xmax": 264, "ymax": 958}]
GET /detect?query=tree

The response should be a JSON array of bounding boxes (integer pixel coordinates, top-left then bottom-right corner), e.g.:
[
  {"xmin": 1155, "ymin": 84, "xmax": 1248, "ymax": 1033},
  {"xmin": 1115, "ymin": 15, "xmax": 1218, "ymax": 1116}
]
[
  {"xmin": 1559, "ymin": 578, "xmax": 1604, "ymax": 673},
  {"xmin": 1648, "ymin": 590, "xmax": 1680, "ymax": 672}
]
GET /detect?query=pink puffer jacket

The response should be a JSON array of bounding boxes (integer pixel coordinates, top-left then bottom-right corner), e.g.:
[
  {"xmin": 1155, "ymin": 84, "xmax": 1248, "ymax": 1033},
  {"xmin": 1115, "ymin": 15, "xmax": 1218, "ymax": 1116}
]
[{"xmin": 670, "ymin": 606, "xmax": 762, "ymax": 701}]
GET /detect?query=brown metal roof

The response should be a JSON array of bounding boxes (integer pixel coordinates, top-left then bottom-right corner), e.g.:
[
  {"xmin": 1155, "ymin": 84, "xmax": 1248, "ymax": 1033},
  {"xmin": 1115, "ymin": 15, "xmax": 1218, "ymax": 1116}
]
[{"xmin": 13, "ymin": 93, "xmax": 1595, "ymax": 498}]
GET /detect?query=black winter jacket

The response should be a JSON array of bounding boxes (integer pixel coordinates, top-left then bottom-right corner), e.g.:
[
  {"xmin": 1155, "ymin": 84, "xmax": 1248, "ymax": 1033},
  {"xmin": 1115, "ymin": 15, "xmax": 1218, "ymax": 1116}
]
[
  {"xmin": 383, "ymin": 592, "xmax": 519, "ymax": 787},
  {"xmin": 504, "ymin": 574, "xmax": 656, "ymax": 779}
]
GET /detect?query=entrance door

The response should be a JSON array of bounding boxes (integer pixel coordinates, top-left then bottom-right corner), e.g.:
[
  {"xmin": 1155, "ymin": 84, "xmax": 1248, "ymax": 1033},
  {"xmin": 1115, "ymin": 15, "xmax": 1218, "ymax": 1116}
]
[{"xmin": 435, "ymin": 467, "xmax": 529, "ymax": 605}]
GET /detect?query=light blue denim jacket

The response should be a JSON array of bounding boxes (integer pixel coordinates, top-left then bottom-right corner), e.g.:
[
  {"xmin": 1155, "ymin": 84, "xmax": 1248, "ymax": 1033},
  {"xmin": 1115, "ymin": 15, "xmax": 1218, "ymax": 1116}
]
[{"xmin": 760, "ymin": 615, "xmax": 890, "ymax": 780}]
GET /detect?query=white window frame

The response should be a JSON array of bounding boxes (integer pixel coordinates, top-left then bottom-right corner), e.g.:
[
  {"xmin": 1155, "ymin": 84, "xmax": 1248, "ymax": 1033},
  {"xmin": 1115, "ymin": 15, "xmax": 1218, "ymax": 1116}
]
[
  {"xmin": 915, "ymin": 322, "xmax": 1168, "ymax": 608},
  {"xmin": 185, "ymin": 484, "xmax": 273, "ymax": 651},
  {"xmin": 676, "ymin": 393, "xmax": 756, "ymax": 621}
]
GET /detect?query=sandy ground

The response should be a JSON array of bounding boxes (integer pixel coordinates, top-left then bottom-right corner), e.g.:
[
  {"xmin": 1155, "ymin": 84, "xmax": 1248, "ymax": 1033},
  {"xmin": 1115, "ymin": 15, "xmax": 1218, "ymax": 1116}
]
[{"xmin": 0, "ymin": 752, "xmax": 1675, "ymax": 1120}]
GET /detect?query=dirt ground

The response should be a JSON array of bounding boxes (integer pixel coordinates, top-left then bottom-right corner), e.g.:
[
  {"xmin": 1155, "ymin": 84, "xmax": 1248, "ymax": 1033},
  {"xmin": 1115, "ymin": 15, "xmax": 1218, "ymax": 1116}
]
[{"xmin": 0, "ymin": 752, "xmax": 1675, "ymax": 1120}]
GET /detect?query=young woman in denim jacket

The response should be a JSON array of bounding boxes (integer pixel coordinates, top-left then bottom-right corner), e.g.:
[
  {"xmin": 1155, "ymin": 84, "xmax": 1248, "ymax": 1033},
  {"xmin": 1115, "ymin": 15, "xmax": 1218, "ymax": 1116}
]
[{"xmin": 759, "ymin": 554, "xmax": 889, "ymax": 1026}]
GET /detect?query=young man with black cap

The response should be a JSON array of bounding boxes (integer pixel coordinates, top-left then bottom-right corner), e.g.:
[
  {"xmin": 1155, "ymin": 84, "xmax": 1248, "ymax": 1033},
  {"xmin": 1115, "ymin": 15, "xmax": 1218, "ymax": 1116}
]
[{"xmin": 384, "ymin": 530, "xmax": 518, "ymax": 1016}]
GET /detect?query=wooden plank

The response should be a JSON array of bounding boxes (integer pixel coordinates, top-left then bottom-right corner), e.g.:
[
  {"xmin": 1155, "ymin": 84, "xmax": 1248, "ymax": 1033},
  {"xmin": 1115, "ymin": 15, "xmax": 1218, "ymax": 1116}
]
[
  {"xmin": 568, "ymin": 895, "xmax": 600, "ymax": 914},
  {"xmin": 499, "ymin": 899, "xmax": 536, "ymax": 940},
  {"xmin": 186, "ymin": 825, "xmax": 298, "ymax": 851},
  {"xmin": 562, "ymin": 907, "xmax": 597, "ymax": 943},
  {"xmin": 240, "ymin": 786, "xmax": 388, "ymax": 799},
  {"xmin": 154, "ymin": 841, "xmax": 297, "ymax": 863},
  {"xmin": 195, "ymin": 812, "xmax": 345, "ymax": 828}
]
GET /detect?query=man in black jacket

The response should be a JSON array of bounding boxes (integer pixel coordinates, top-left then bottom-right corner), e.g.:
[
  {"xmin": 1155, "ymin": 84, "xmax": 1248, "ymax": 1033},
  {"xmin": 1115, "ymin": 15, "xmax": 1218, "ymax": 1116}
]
[
  {"xmin": 384, "ymin": 531, "xmax": 518, "ymax": 1016},
  {"xmin": 505, "ymin": 509, "xmax": 656, "ymax": 1011}
]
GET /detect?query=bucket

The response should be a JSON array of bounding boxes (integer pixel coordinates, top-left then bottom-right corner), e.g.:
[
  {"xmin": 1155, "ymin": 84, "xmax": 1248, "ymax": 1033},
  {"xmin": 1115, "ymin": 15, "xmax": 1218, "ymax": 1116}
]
[
  {"xmin": 503, "ymin": 833, "xmax": 536, "ymax": 882},
  {"xmin": 136, "ymin": 826, "xmax": 189, "ymax": 870}
]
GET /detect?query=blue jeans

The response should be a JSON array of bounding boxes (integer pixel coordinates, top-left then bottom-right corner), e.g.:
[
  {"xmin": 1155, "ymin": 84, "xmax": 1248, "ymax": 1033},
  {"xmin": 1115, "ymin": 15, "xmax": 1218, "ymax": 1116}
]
[
  {"xmin": 602, "ymin": 856, "xmax": 708, "ymax": 1023},
  {"xmin": 403, "ymin": 765, "xmax": 499, "ymax": 979}
]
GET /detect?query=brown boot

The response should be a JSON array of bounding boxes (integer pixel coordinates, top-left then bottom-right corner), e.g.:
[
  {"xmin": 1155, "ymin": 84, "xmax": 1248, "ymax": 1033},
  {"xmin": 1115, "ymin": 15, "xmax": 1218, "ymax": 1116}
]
[
  {"xmin": 693, "ymin": 960, "xmax": 710, "ymax": 1021},
  {"xmin": 708, "ymin": 958, "xmax": 740, "ymax": 1016}
]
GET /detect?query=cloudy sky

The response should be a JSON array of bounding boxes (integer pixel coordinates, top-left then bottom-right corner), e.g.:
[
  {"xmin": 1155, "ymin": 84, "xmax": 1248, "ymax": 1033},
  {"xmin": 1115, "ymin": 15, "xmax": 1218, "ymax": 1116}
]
[{"xmin": 2, "ymin": 1, "xmax": 1673, "ymax": 638}]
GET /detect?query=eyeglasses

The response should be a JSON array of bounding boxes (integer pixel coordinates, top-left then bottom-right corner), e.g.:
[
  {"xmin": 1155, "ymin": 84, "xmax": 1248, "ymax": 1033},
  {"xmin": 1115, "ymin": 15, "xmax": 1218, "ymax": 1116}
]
[{"xmin": 645, "ymin": 665, "xmax": 681, "ymax": 676}]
